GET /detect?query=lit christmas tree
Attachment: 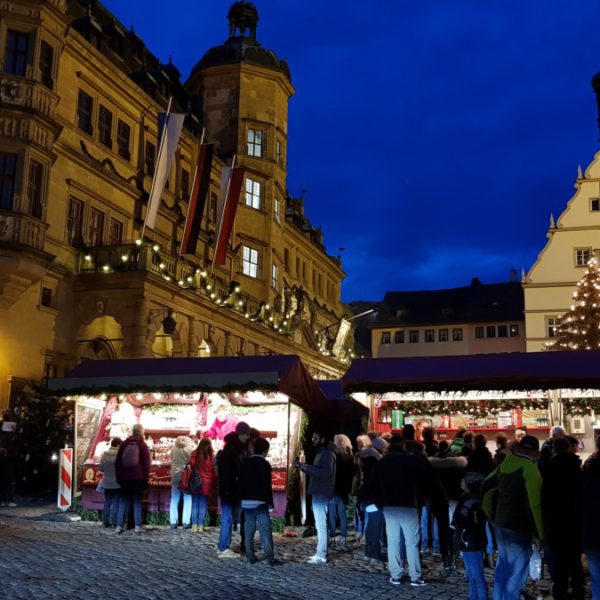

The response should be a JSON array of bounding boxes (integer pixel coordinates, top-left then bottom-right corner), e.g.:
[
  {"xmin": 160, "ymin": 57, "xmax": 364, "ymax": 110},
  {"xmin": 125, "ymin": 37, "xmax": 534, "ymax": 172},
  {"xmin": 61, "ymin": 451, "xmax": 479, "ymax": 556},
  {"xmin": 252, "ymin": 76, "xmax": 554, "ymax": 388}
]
[{"xmin": 548, "ymin": 255, "xmax": 600, "ymax": 350}]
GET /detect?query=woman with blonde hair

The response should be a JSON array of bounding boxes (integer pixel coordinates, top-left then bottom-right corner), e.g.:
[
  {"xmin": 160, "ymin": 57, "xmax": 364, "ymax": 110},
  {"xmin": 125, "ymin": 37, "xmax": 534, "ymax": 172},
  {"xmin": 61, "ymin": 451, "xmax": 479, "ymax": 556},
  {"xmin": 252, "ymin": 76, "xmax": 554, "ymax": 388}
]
[{"xmin": 328, "ymin": 434, "xmax": 355, "ymax": 550}]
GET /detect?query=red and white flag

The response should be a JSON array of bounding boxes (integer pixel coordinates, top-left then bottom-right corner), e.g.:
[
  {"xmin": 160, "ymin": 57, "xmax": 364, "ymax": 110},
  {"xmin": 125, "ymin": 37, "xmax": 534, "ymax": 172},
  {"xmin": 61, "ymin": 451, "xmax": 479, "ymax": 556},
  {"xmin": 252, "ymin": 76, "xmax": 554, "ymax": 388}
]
[
  {"xmin": 145, "ymin": 110, "xmax": 186, "ymax": 230},
  {"xmin": 213, "ymin": 165, "xmax": 246, "ymax": 266},
  {"xmin": 180, "ymin": 143, "xmax": 213, "ymax": 255}
]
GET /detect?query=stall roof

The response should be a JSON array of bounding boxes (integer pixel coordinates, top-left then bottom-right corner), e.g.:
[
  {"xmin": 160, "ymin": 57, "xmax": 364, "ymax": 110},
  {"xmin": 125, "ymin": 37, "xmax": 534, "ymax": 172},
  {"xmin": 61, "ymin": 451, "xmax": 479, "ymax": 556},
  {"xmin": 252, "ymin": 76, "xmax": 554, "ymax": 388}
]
[
  {"xmin": 48, "ymin": 355, "xmax": 330, "ymax": 415},
  {"xmin": 342, "ymin": 350, "xmax": 600, "ymax": 394},
  {"xmin": 317, "ymin": 380, "xmax": 369, "ymax": 420}
]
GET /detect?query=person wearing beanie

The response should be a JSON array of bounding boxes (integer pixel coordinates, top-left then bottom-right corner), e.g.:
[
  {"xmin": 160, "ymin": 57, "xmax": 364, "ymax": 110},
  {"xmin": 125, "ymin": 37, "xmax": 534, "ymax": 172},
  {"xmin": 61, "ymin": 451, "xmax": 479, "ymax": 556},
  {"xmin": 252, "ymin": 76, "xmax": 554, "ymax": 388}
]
[
  {"xmin": 216, "ymin": 421, "xmax": 250, "ymax": 558},
  {"xmin": 481, "ymin": 435, "xmax": 543, "ymax": 600}
]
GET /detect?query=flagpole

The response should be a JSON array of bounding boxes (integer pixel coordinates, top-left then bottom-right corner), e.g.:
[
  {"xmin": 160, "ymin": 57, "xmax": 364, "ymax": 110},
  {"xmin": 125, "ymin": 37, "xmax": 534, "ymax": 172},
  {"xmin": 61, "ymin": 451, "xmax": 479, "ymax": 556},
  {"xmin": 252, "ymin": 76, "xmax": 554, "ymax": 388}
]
[
  {"xmin": 178, "ymin": 127, "xmax": 206, "ymax": 258},
  {"xmin": 140, "ymin": 96, "xmax": 173, "ymax": 240},
  {"xmin": 210, "ymin": 154, "xmax": 236, "ymax": 278}
]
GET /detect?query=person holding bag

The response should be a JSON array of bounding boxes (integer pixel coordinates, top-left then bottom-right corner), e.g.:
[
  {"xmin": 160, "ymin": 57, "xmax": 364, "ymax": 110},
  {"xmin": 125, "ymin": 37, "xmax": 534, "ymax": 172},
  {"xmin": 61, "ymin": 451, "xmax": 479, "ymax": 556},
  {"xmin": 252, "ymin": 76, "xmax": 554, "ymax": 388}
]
[
  {"xmin": 185, "ymin": 438, "xmax": 217, "ymax": 532},
  {"xmin": 169, "ymin": 435, "xmax": 195, "ymax": 530}
]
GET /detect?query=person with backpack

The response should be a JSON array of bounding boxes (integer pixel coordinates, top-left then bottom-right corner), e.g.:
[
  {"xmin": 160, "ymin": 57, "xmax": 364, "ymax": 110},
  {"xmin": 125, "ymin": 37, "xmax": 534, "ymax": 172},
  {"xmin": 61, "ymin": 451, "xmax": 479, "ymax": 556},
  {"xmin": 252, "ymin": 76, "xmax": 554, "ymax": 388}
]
[
  {"xmin": 169, "ymin": 435, "xmax": 195, "ymax": 530},
  {"xmin": 452, "ymin": 471, "xmax": 489, "ymax": 600},
  {"xmin": 239, "ymin": 437, "xmax": 279, "ymax": 565},
  {"xmin": 115, "ymin": 424, "xmax": 151, "ymax": 534},
  {"xmin": 187, "ymin": 437, "xmax": 217, "ymax": 532}
]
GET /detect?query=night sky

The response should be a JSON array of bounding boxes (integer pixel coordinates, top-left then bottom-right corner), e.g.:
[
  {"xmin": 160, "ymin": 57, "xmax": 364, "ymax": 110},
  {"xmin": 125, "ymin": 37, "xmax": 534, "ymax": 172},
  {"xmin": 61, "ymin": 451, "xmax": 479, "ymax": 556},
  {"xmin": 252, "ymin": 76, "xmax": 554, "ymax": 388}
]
[{"xmin": 103, "ymin": 0, "xmax": 600, "ymax": 302}]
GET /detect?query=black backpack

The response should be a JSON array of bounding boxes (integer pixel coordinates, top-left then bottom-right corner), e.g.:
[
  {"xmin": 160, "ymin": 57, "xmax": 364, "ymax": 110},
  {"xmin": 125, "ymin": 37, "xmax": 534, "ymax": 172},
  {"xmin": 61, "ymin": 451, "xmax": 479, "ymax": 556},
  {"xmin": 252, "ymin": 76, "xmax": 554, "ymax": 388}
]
[{"xmin": 452, "ymin": 497, "xmax": 486, "ymax": 550}]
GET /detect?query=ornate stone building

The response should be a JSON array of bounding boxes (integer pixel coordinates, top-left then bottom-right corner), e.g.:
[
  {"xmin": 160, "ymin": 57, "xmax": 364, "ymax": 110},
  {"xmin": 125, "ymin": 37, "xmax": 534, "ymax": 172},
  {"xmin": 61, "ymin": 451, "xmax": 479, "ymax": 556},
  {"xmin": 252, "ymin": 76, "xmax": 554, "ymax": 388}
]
[{"xmin": 0, "ymin": 0, "xmax": 351, "ymax": 407}]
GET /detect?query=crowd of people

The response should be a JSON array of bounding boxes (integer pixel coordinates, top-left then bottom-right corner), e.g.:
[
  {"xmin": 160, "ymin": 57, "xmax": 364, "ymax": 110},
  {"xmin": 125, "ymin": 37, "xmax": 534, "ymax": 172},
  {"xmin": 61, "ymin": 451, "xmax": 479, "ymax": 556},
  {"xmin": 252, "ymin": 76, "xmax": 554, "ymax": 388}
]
[{"xmin": 97, "ymin": 420, "xmax": 600, "ymax": 599}]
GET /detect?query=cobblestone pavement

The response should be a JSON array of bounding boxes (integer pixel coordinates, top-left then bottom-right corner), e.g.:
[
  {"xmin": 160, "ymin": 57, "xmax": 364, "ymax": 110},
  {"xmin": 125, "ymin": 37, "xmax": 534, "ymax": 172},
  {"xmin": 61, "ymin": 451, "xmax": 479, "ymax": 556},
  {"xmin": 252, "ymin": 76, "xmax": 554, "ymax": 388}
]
[{"xmin": 0, "ymin": 509, "xmax": 556, "ymax": 600}]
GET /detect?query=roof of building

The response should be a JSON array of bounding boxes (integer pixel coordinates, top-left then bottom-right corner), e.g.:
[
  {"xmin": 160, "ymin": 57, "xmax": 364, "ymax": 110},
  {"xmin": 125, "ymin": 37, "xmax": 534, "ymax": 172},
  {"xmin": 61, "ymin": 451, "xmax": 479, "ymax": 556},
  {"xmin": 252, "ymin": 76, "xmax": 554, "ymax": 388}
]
[{"xmin": 372, "ymin": 280, "xmax": 524, "ymax": 328}]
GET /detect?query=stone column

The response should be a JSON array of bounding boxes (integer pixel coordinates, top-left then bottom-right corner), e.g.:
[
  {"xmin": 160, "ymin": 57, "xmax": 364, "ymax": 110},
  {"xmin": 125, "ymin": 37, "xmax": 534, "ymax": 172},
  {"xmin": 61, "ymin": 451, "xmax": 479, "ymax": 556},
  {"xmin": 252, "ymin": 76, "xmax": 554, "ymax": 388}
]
[
  {"xmin": 224, "ymin": 331, "xmax": 233, "ymax": 356},
  {"xmin": 188, "ymin": 318, "xmax": 203, "ymax": 357},
  {"xmin": 121, "ymin": 300, "xmax": 151, "ymax": 358}
]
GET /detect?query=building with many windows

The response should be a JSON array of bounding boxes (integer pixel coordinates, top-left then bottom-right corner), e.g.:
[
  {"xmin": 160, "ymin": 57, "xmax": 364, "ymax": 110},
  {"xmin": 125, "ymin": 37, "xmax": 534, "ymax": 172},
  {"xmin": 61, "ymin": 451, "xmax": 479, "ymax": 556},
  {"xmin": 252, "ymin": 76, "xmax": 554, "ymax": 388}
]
[
  {"xmin": 356, "ymin": 278, "xmax": 525, "ymax": 358},
  {"xmin": 0, "ymin": 0, "xmax": 350, "ymax": 407}
]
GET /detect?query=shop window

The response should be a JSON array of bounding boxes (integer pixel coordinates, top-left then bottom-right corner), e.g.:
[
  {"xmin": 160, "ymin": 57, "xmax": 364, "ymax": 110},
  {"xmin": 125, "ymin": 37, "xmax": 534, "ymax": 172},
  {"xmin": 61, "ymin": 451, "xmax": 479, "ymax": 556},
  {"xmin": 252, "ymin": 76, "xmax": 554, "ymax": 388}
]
[
  {"xmin": 377, "ymin": 406, "xmax": 392, "ymax": 424},
  {"xmin": 88, "ymin": 208, "xmax": 105, "ymax": 246},
  {"xmin": 66, "ymin": 198, "xmax": 84, "ymax": 247},
  {"xmin": 424, "ymin": 329, "xmax": 434, "ymax": 343},
  {"xmin": 475, "ymin": 326, "xmax": 484, "ymax": 339},
  {"xmin": 0, "ymin": 153, "xmax": 17, "ymax": 210},
  {"xmin": 145, "ymin": 141, "xmax": 156, "ymax": 176},
  {"xmin": 40, "ymin": 286, "xmax": 53, "ymax": 308},
  {"xmin": 486, "ymin": 325, "xmax": 496, "ymax": 338},
  {"xmin": 575, "ymin": 248, "xmax": 591, "ymax": 267},
  {"xmin": 242, "ymin": 245, "xmax": 260, "ymax": 278},
  {"xmin": 27, "ymin": 160, "xmax": 44, "ymax": 219},
  {"xmin": 409, "ymin": 330, "xmax": 419, "ymax": 343},
  {"xmin": 247, "ymin": 128, "xmax": 264, "ymax": 157},
  {"xmin": 394, "ymin": 331, "xmax": 404, "ymax": 344},
  {"xmin": 4, "ymin": 30, "xmax": 29, "ymax": 76},
  {"xmin": 39, "ymin": 41, "xmax": 54, "ymax": 89},
  {"xmin": 497, "ymin": 324, "xmax": 508, "ymax": 337},
  {"xmin": 591, "ymin": 198, "xmax": 600, "ymax": 212},
  {"xmin": 452, "ymin": 328, "xmax": 463, "ymax": 341},
  {"xmin": 181, "ymin": 168, "xmax": 190, "ymax": 200},
  {"xmin": 245, "ymin": 178, "xmax": 262, "ymax": 210},
  {"xmin": 117, "ymin": 120, "xmax": 131, "ymax": 160},
  {"xmin": 381, "ymin": 331, "xmax": 391, "ymax": 344},
  {"xmin": 98, "ymin": 105, "xmax": 113, "ymax": 148},
  {"xmin": 546, "ymin": 316, "xmax": 560, "ymax": 338},
  {"xmin": 272, "ymin": 264, "xmax": 279, "ymax": 290},
  {"xmin": 510, "ymin": 324, "xmax": 520, "ymax": 337},
  {"xmin": 438, "ymin": 329, "xmax": 448, "ymax": 342},
  {"xmin": 77, "ymin": 90, "xmax": 94, "ymax": 135},
  {"xmin": 108, "ymin": 218, "xmax": 123, "ymax": 245}
]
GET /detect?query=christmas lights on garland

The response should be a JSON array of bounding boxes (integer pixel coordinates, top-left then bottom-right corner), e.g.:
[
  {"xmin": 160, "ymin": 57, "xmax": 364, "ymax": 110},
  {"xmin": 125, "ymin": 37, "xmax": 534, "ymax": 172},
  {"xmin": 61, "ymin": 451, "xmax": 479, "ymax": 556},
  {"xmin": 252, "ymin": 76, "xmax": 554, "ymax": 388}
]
[{"xmin": 562, "ymin": 397, "xmax": 600, "ymax": 416}]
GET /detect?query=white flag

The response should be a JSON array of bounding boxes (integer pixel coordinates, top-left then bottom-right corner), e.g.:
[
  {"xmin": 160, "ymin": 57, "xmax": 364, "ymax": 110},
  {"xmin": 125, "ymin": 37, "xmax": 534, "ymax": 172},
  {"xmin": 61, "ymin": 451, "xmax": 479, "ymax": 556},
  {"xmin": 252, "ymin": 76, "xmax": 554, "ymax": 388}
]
[
  {"xmin": 332, "ymin": 318, "xmax": 352, "ymax": 358},
  {"xmin": 145, "ymin": 112, "xmax": 186, "ymax": 229}
]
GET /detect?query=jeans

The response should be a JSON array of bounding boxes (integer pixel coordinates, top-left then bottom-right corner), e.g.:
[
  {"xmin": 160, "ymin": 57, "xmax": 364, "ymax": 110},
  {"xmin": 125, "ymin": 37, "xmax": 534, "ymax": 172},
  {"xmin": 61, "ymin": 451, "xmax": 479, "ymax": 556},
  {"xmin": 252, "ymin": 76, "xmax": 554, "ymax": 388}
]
[
  {"xmin": 328, "ymin": 496, "xmax": 347, "ymax": 539},
  {"xmin": 365, "ymin": 507, "xmax": 385, "ymax": 560},
  {"xmin": 462, "ymin": 551, "xmax": 489, "ymax": 600},
  {"xmin": 355, "ymin": 500, "xmax": 366, "ymax": 537},
  {"xmin": 169, "ymin": 485, "xmax": 192, "ymax": 527},
  {"xmin": 486, "ymin": 522, "xmax": 495, "ymax": 556},
  {"xmin": 383, "ymin": 506, "xmax": 422, "ymax": 582},
  {"xmin": 421, "ymin": 505, "xmax": 440, "ymax": 552},
  {"xmin": 218, "ymin": 500, "xmax": 239, "ymax": 551},
  {"xmin": 493, "ymin": 527, "xmax": 532, "ymax": 600},
  {"xmin": 116, "ymin": 489, "xmax": 143, "ymax": 528},
  {"xmin": 103, "ymin": 489, "xmax": 120, "ymax": 526},
  {"xmin": 586, "ymin": 549, "xmax": 600, "ymax": 600},
  {"xmin": 191, "ymin": 495, "xmax": 208, "ymax": 526},
  {"xmin": 312, "ymin": 496, "xmax": 329, "ymax": 558},
  {"xmin": 244, "ymin": 504, "xmax": 274, "ymax": 561}
]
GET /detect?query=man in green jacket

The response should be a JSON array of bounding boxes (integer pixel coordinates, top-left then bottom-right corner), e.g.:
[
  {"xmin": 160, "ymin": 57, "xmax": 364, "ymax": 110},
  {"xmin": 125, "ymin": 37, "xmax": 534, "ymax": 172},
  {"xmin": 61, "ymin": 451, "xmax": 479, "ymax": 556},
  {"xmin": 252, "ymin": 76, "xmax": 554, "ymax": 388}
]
[{"xmin": 481, "ymin": 435, "xmax": 543, "ymax": 600}]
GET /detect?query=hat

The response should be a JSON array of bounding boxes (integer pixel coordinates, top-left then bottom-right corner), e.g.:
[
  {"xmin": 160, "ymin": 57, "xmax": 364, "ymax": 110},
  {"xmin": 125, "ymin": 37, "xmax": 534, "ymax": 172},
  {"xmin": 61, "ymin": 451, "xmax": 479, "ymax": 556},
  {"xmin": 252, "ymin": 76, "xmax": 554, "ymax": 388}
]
[
  {"xmin": 519, "ymin": 435, "xmax": 540, "ymax": 452},
  {"xmin": 372, "ymin": 437, "xmax": 389, "ymax": 452},
  {"xmin": 235, "ymin": 421, "xmax": 251, "ymax": 435}
]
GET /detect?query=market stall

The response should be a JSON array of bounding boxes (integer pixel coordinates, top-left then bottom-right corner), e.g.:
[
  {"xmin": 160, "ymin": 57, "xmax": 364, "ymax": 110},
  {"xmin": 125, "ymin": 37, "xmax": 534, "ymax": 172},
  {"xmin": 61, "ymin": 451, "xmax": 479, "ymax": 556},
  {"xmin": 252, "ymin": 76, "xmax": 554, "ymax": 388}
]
[
  {"xmin": 48, "ymin": 355, "xmax": 331, "ymax": 516},
  {"xmin": 342, "ymin": 350, "xmax": 600, "ymax": 452}
]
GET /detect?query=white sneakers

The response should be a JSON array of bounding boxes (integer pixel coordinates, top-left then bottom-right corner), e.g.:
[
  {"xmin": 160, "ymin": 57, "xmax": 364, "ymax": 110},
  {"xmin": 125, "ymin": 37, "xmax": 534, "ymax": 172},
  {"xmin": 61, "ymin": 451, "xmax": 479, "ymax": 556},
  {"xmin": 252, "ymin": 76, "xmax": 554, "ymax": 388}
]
[
  {"xmin": 307, "ymin": 555, "xmax": 327, "ymax": 564},
  {"xmin": 218, "ymin": 548, "xmax": 240, "ymax": 559}
]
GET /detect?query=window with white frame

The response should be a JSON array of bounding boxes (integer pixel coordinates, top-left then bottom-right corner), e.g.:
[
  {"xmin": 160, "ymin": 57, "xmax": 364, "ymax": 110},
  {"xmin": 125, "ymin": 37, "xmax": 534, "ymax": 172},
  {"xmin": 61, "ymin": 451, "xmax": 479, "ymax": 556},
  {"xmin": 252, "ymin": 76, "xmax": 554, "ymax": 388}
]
[
  {"xmin": 452, "ymin": 328, "xmax": 463, "ymax": 341},
  {"xmin": 381, "ymin": 331, "xmax": 391, "ymax": 344},
  {"xmin": 245, "ymin": 178, "xmax": 262, "ymax": 210},
  {"xmin": 546, "ymin": 316, "xmax": 560, "ymax": 338},
  {"xmin": 575, "ymin": 248, "xmax": 592, "ymax": 267},
  {"xmin": 242, "ymin": 246, "xmax": 260, "ymax": 278},
  {"xmin": 274, "ymin": 197, "xmax": 281, "ymax": 222},
  {"xmin": 438, "ymin": 329, "xmax": 449, "ymax": 342},
  {"xmin": 247, "ymin": 129, "xmax": 264, "ymax": 158},
  {"xmin": 394, "ymin": 331, "xmax": 404, "ymax": 344},
  {"xmin": 424, "ymin": 329, "xmax": 434, "ymax": 343},
  {"xmin": 272, "ymin": 264, "xmax": 279, "ymax": 290}
]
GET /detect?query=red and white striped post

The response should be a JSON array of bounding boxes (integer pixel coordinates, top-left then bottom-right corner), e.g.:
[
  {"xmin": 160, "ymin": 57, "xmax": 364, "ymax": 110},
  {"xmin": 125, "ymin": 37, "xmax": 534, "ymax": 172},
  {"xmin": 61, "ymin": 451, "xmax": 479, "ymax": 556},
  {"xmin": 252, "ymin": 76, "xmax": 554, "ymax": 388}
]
[{"xmin": 57, "ymin": 447, "xmax": 73, "ymax": 512}]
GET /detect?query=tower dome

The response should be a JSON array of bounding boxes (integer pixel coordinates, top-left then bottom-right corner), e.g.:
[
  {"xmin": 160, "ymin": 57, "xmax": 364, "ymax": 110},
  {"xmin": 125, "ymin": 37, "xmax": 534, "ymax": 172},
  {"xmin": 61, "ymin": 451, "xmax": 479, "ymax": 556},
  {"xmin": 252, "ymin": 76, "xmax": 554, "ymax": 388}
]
[{"xmin": 227, "ymin": 1, "xmax": 259, "ymax": 40}]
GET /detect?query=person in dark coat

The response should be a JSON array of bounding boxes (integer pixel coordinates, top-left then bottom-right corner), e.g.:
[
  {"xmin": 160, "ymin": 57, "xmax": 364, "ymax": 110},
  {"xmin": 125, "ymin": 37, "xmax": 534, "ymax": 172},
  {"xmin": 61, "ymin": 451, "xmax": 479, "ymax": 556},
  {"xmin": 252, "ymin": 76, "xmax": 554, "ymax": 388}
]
[
  {"xmin": 422, "ymin": 427, "xmax": 439, "ymax": 458},
  {"xmin": 582, "ymin": 435, "xmax": 600, "ymax": 600},
  {"xmin": 538, "ymin": 425, "xmax": 567, "ymax": 478},
  {"xmin": 542, "ymin": 436, "xmax": 584, "ymax": 600},
  {"xmin": 328, "ymin": 434, "xmax": 355, "ymax": 550},
  {"xmin": 0, "ymin": 410, "xmax": 18, "ymax": 507},
  {"xmin": 467, "ymin": 434, "xmax": 495, "ymax": 476},
  {"xmin": 115, "ymin": 424, "xmax": 151, "ymax": 533},
  {"xmin": 494, "ymin": 433, "xmax": 509, "ymax": 465},
  {"xmin": 239, "ymin": 438, "xmax": 279, "ymax": 566},
  {"xmin": 217, "ymin": 422, "xmax": 250, "ymax": 557}
]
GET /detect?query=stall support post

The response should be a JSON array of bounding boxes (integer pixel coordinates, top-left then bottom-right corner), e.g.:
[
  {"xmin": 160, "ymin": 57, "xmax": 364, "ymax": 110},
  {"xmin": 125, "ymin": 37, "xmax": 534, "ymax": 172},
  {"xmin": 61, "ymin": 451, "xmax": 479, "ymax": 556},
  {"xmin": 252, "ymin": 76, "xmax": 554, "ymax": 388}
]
[
  {"xmin": 550, "ymin": 389, "xmax": 561, "ymax": 426},
  {"xmin": 57, "ymin": 446, "xmax": 73, "ymax": 512},
  {"xmin": 286, "ymin": 399, "xmax": 291, "ymax": 500}
]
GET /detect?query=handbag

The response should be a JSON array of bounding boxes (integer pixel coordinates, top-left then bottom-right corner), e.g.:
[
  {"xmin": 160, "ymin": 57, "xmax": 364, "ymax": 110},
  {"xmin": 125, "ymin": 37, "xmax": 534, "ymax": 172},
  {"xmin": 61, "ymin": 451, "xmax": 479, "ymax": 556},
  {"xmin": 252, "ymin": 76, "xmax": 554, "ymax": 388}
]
[{"xmin": 177, "ymin": 465, "xmax": 192, "ymax": 492}]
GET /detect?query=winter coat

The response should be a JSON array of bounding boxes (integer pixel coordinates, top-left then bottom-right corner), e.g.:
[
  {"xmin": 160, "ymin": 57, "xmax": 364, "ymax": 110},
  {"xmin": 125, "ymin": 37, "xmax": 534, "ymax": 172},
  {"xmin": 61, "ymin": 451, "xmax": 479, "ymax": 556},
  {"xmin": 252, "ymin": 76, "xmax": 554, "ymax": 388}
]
[
  {"xmin": 467, "ymin": 447, "xmax": 496, "ymax": 476},
  {"xmin": 333, "ymin": 451, "xmax": 355, "ymax": 501},
  {"xmin": 424, "ymin": 440, "xmax": 439, "ymax": 458},
  {"xmin": 205, "ymin": 416, "xmax": 239, "ymax": 440},
  {"xmin": 218, "ymin": 432, "xmax": 246, "ymax": 502},
  {"xmin": 450, "ymin": 437, "xmax": 465, "ymax": 455},
  {"xmin": 301, "ymin": 442, "xmax": 336, "ymax": 499},
  {"xmin": 99, "ymin": 447, "xmax": 120, "ymax": 489},
  {"xmin": 239, "ymin": 455, "xmax": 274, "ymax": 508},
  {"xmin": 537, "ymin": 438, "xmax": 555, "ymax": 479},
  {"xmin": 541, "ymin": 451, "xmax": 582, "ymax": 540},
  {"xmin": 494, "ymin": 447, "xmax": 509, "ymax": 465},
  {"xmin": 429, "ymin": 454, "xmax": 467, "ymax": 502},
  {"xmin": 356, "ymin": 446, "xmax": 383, "ymax": 503},
  {"xmin": 481, "ymin": 452, "xmax": 543, "ymax": 542},
  {"xmin": 371, "ymin": 449, "xmax": 431, "ymax": 509},
  {"xmin": 187, "ymin": 451, "xmax": 217, "ymax": 498},
  {"xmin": 582, "ymin": 453, "xmax": 600, "ymax": 551},
  {"xmin": 170, "ymin": 436, "xmax": 195, "ymax": 486},
  {"xmin": 115, "ymin": 434, "xmax": 151, "ymax": 491}
]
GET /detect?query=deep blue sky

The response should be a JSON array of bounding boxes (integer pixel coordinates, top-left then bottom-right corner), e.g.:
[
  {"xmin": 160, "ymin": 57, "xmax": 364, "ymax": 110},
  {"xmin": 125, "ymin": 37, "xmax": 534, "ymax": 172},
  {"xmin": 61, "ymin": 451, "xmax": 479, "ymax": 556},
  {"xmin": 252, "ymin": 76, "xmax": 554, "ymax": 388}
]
[{"xmin": 103, "ymin": 0, "xmax": 600, "ymax": 302}]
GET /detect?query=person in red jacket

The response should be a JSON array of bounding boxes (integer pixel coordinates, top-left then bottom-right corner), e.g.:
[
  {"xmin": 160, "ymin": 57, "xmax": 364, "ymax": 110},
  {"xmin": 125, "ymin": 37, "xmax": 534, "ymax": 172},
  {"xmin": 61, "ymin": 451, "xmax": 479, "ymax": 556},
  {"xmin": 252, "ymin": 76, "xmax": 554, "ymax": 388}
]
[
  {"xmin": 115, "ymin": 423, "xmax": 151, "ymax": 534},
  {"xmin": 188, "ymin": 438, "xmax": 217, "ymax": 532}
]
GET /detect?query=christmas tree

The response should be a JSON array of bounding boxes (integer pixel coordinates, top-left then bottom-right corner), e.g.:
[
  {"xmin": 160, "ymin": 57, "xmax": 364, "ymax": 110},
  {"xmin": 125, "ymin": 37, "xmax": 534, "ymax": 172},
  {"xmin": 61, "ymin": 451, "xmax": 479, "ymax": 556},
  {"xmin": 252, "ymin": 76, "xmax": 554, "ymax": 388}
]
[{"xmin": 548, "ymin": 255, "xmax": 600, "ymax": 350}]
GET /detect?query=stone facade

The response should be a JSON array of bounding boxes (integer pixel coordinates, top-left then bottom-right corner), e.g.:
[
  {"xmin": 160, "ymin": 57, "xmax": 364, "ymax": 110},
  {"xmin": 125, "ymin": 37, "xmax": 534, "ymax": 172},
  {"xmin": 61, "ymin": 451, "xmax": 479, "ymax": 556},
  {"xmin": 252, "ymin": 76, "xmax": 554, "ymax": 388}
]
[{"xmin": 0, "ymin": 0, "xmax": 350, "ymax": 407}]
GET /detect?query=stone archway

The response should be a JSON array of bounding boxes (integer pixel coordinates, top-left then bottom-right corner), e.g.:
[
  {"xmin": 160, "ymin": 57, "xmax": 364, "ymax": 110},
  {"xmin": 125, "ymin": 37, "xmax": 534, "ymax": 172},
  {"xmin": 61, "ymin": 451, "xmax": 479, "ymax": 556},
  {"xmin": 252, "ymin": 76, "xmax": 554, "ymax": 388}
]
[{"xmin": 77, "ymin": 316, "xmax": 123, "ymax": 361}]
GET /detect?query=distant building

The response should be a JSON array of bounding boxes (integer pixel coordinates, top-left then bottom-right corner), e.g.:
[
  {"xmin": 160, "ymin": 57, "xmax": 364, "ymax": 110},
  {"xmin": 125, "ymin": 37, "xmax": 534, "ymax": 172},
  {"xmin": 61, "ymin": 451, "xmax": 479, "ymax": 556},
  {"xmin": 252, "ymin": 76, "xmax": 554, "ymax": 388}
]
[
  {"xmin": 358, "ymin": 279, "xmax": 525, "ymax": 358},
  {"xmin": 0, "ymin": 1, "xmax": 351, "ymax": 407}
]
